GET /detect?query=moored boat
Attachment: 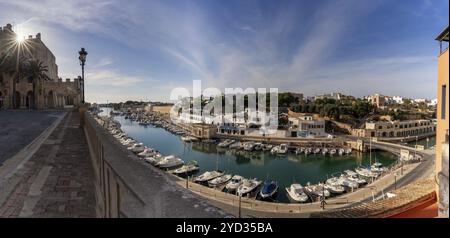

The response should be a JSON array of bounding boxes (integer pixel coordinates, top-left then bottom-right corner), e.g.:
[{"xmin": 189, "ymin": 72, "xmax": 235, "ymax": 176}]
[
  {"xmin": 225, "ymin": 175, "xmax": 244, "ymax": 192},
  {"xmin": 285, "ymin": 184, "xmax": 309, "ymax": 203},
  {"xmin": 237, "ymin": 178, "xmax": 262, "ymax": 197},
  {"xmin": 208, "ymin": 174, "xmax": 233, "ymax": 188},
  {"xmin": 259, "ymin": 180, "xmax": 279, "ymax": 199}
]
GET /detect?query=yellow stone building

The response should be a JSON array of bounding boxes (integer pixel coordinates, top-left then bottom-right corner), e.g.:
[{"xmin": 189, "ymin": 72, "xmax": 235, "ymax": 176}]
[
  {"xmin": 435, "ymin": 26, "xmax": 449, "ymax": 217},
  {"xmin": 0, "ymin": 23, "xmax": 81, "ymax": 110}
]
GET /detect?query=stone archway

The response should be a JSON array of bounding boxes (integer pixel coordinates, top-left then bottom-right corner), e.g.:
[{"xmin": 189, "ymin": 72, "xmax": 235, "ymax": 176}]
[
  {"xmin": 26, "ymin": 91, "xmax": 35, "ymax": 109},
  {"xmin": 14, "ymin": 91, "xmax": 21, "ymax": 109},
  {"xmin": 47, "ymin": 90, "xmax": 55, "ymax": 109}
]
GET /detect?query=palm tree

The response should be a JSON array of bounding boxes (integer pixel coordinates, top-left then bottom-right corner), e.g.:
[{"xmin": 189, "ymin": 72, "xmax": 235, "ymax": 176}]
[
  {"xmin": 22, "ymin": 59, "xmax": 48, "ymax": 109},
  {"xmin": 0, "ymin": 52, "xmax": 26, "ymax": 108}
]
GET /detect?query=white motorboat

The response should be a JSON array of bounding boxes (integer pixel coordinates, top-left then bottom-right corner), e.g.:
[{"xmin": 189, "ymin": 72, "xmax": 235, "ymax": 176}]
[
  {"xmin": 218, "ymin": 139, "xmax": 235, "ymax": 148},
  {"xmin": 304, "ymin": 148, "xmax": 312, "ymax": 155},
  {"xmin": 345, "ymin": 148, "xmax": 352, "ymax": 154},
  {"xmin": 173, "ymin": 161, "xmax": 199, "ymax": 176},
  {"xmin": 228, "ymin": 142, "xmax": 241, "ymax": 149},
  {"xmin": 156, "ymin": 155, "xmax": 184, "ymax": 169},
  {"xmin": 285, "ymin": 184, "xmax": 309, "ymax": 203},
  {"xmin": 329, "ymin": 149, "xmax": 337, "ymax": 156},
  {"xmin": 338, "ymin": 148, "xmax": 345, "ymax": 156},
  {"xmin": 127, "ymin": 143, "xmax": 145, "ymax": 153},
  {"xmin": 208, "ymin": 174, "xmax": 233, "ymax": 188},
  {"xmin": 355, "ymin": 167, "xmax": 378, "ymax": 179},
  {"xmin": 322, "ymin": 148, "xmax": 329, "ymax": 155},
  {"xmin": 144, "ymin": 153, "xmax": 163, "ymax": 165},
  {"xmin": 194, "ymin": 170, "xmax": 224, "ymax": 183},
  {"xmin": 225, "ymin": 175, "xmax": 244, "ymax": 192},
  {"xmin": 295, "ymin": 147, "xmax": 304, "ymax": 155},
  {"xmin": 237, "ymin": 178, "xmax": 262, "ymax": 196},
  {"xmin": 137, "ymin": 148, "xmax": 155, "ymax": 158},
  {"xmin": 371, "ymin": 162, "xmax": 388, "ymax": 173},
  {"xmin": 262, "ymin": 144, "xmax": 273, "ymax": 151},
  {"xmin": 338, "ymin": 175, "xmax": 359, "ymax": 189},
  {"xmin": 324, "ymin": 183, "xmax": 345, "ymax": 195},
  {"xmin": 304, "ymin": 183, "xmax": 331, "ymax": 198},
  {"xmin": 270, "ymin": 146, "xmax": 280, "ymax": 154},
  {"xmin": 253, "ymin": 143, "xmax": 263, "ymax": 151},
  {"xmin": 244, "ymin": 142, "xmax": 256, "ymax": 151},
  {"xmin": 313, "ymin": 148, "xmax": 321, "ymax": 154},
  {"xmin": 277, "ymin": 144, "xmax": 288, "ymax": 154}
]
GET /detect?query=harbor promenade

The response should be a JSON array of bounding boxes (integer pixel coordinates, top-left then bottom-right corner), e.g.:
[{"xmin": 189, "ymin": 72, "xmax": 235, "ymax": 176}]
[
  {"xmin": 0, "ymin": 111, "xmax": 96, "ymax": 217},
  {"xmin": 173, "ymin": 160, "xmax": 430, "ymax": 217}
]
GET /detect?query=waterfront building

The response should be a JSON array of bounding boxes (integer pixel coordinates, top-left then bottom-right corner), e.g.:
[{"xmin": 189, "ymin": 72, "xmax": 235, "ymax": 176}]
[
  {"xmin": 0, "ymin": 23, "xmax": 81, "ymax": 109},
  {"xmin": 351, "ymin": 119, "xmax": 436, "ymax": 139},
  {"xmin": 190, "ymin": 123, "xmax": 217, "ymax": 139},
  {"xmin": 288, "ymin": 115, "xmax": 326, "ymax": 138},
  {"xmin": 435, "ymin": 26, "xmax": 449, "ymax": 217},
  {"xmin": 428, "ymin": 98, "xmax": 438, "ymax": 107}
]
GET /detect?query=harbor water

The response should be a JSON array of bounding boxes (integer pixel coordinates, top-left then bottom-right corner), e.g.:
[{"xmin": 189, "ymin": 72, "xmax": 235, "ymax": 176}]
[{"xmin": 102, "ymin": 108, "xmax": 398, "ymax": 203}]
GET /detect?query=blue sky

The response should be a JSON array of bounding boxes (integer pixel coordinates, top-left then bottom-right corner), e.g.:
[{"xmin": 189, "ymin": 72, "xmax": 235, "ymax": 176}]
[{"xmin": 0, "ymin": 0, "xmax": 448, "ymax": 103}]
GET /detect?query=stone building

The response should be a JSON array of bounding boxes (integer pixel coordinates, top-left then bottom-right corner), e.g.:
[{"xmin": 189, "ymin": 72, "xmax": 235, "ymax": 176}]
[
  {"xmin": 0, "ymin": 23, "xmax": 81, "ymax": 110},
  {"xmin": 351, "ymin": 119, "xmax": 436, "ymax": 139}
]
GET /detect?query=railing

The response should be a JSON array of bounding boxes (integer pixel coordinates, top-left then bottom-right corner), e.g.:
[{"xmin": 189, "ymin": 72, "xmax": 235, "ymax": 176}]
[{"xmin": 83, "ymin": 111, "xmax": 224, "ymax": 218}]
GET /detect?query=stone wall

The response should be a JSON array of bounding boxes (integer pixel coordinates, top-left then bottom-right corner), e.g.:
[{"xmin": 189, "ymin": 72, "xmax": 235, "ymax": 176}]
[{"xmin": 83, "ymin": 112, "xmax": 225, "ymax": 218}]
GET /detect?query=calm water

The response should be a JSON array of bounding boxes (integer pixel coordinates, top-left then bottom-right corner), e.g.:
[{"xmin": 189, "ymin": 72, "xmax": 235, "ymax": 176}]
[{"xmin": 100, "ymin": 108, "xmax": 397, "ymax": 203}]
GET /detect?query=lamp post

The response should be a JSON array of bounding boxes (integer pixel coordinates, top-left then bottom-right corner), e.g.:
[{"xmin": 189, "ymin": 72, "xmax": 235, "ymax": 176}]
[{"xmin": 78, "ymin": 48, "xmax": 88, "ymax": 104}]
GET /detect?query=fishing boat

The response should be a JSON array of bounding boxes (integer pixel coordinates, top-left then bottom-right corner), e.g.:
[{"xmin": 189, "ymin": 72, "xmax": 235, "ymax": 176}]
[
  {"xmin": 277, "ymin": 144, "xmax": 288, "ymax": 154},
  {"xmin": 194, "ymin": 170, "xmax": 224, "ymax": 183},
  {"xmin": 208, "ymin": 174, "xmax": 233, "ymax": 188},
  {"xmin": 173, "ymin": 161, "xmax": 199, "ymax": 176},
  {"xmin": 225, "ymin": 175, "xmax": 244, "ymax": 192},
  {"xmin": 285, "ymin": 184, "xmax": 309, "ymax": 203},
  {"xmin": 259, "ymin": 180, "xmax": 279, "ymax": 199},
  {"xmin": 156, "ymin": 155, "xmax": 184, "ymax": 169},
  {"xmin": 237, "ymin": 178, "xmax": 262, "ymax": 197}
]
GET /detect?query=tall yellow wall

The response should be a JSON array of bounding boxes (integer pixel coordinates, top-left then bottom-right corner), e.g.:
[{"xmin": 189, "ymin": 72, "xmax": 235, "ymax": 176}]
[{"xmin": 436, "ymin": 49, "xmax": 449, "ymax": 176}]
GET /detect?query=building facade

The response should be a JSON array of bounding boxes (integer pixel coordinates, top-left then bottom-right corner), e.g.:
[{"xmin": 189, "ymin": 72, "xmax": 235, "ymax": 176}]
[
  {"xmin": 0, "ymin": 23, "xmax": 81, "ymax": 110},
  {"xmin": 435, "ymin": 26, "xmax": 449, "ymax": 217},
  {"xmin": 351, "ymin": 119, "xmax": 436, "ymax": 138},
  {"xmin": 288, "ymin": 115, "xmax": 326, "ymax": 137}
]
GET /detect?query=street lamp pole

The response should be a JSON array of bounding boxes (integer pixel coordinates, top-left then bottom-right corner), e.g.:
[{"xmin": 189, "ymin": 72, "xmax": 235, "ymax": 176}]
[{"xmin": 78, "ymin": 48, "xmax": 88, "ymax": 104}]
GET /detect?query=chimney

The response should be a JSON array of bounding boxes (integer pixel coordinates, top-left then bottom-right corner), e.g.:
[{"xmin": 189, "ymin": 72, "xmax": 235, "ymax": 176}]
[{"xmin": 36, "ymin": 33, "xmax": 41, "ymax": 40}]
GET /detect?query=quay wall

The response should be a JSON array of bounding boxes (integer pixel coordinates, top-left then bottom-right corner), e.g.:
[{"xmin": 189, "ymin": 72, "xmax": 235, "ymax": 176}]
[{"xmin": 83, "ymin": 112, "xmax": 225, "ymax": 218}]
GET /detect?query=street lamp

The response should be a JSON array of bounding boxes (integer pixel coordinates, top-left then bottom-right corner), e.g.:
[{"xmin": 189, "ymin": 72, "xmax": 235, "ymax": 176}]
[{"xmin": 78, "ymin": 48, "xmax": 88, "ymax": 104}]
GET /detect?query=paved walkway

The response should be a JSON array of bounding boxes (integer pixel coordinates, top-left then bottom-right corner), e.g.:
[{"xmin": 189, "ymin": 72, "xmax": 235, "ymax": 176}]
[
  {"xmin": 0, "ymin": 111, "xmax": 62, "ymax": 164},
  {"xmin": 0, "ymin": 112, "xmax": 96, "ymax": 217}
]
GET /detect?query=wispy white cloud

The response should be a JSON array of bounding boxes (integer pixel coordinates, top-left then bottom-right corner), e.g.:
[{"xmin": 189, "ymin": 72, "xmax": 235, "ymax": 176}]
[{"xmin": 86, "ymin": 69, "xmax": 145, "ymax": 87}]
